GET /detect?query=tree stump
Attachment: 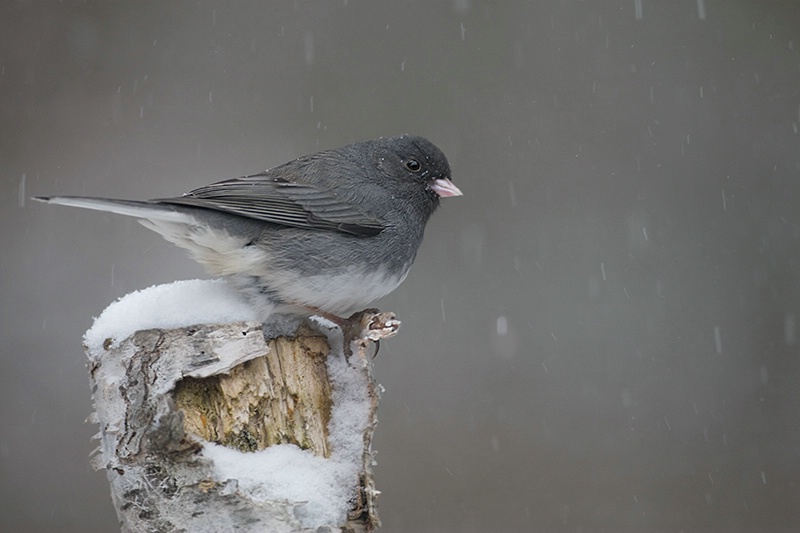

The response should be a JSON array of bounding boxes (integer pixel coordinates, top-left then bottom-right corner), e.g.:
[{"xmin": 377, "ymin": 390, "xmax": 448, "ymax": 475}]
[{"xmin": 86, "ymin": 311, "xmax": 399, "ymax": 532}]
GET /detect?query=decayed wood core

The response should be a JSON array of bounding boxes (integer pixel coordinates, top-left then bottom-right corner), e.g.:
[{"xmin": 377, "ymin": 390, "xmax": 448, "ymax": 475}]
[{"xmin": 173, "ymin": 330, "xmax": 334, "ymax": 457}]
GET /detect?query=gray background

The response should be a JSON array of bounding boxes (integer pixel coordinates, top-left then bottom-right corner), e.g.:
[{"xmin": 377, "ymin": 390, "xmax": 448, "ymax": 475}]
[{"xmin": 2, "ymin": 1, "xmax": 800, "ymax": 531}]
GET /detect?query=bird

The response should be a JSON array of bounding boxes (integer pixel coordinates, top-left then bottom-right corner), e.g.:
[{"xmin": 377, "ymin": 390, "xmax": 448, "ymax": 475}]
[{"xmin": 35, "ymin": 135, "xmax": 462, "ymax": 321}]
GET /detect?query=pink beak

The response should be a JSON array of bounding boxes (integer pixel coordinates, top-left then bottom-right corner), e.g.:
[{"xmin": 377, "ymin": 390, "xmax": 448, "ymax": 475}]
[{"xmin": 431, "ymin": 178, "xmax": 463, "ymax": 198}]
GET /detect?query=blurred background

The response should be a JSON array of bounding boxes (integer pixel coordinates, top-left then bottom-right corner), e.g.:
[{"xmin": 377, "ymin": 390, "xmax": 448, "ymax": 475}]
[{"xmin": 2, "ymin": 1, "xmax": 800, "ymax": 531}]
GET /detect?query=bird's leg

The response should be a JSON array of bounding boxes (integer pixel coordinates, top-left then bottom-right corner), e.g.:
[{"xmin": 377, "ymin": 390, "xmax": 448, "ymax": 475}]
[{"xmin": 305, "ymin": 307, "xmax": 351, "ymax": 330}]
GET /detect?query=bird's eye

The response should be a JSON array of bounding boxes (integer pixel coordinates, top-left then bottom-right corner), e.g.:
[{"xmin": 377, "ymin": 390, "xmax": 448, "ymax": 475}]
[{"xmin": 405, "ymin": 159, "xmax": 422, "ymax": 172}]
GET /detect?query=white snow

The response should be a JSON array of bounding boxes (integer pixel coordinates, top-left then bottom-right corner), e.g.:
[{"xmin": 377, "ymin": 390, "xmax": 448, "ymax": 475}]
[
  {"xmin": 84, "ymin": 279, "xmax": 257, "ymax": 352},
  {"xmin": 202, "ymin": 443, "xmax": 352, "ymax": 525}
]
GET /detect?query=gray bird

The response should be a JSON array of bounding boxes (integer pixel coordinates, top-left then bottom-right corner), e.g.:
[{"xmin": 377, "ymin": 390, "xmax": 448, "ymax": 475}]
[{"xmin": 35, "ymin": 135, "xmax": 462, "ymax": 319}]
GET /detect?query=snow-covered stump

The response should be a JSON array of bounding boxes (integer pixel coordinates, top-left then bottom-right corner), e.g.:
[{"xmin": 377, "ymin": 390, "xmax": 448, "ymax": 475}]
[{"xmin": 83, "ymin": 280, "xmax": 397, "ymax": 532}]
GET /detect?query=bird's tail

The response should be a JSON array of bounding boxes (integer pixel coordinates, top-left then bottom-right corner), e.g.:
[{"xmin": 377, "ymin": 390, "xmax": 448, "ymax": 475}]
[
  {"xmin": 32, "ymin": 196, "xmax": 193, "ymax": 224},
  {"xmin": 33, "ymin": 196, "xmax": 252, "ymax": 278}
]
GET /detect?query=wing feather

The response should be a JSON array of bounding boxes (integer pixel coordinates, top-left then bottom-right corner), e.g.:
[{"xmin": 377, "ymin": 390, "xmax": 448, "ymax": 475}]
[{"xmin": 154, "ymin": 174, "xmax": 385, "ymax": 237}]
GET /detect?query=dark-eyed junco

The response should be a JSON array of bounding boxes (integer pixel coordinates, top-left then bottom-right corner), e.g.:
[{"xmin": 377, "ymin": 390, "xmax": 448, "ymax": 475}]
[{"xmin": 35, "ymin": 135, "xmax": 462, "ymax": 319}]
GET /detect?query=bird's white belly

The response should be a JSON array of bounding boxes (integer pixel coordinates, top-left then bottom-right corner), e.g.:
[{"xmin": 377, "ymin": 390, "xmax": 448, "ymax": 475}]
[{"xmin": 268, "ymin": 264, "xmax": 411, "ymax": 315}]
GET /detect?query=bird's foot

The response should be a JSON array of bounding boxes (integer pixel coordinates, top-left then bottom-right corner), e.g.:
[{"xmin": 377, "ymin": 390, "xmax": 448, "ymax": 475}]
[{"xmin": 307, "ymin": 308, "xmax": 401, "ymax": 361}]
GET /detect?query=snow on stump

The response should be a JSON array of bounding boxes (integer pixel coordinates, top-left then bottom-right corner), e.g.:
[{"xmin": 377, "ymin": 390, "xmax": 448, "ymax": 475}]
[{"xmin": 83, "ymin": 280, "xmax": 397, "ymax": 532}]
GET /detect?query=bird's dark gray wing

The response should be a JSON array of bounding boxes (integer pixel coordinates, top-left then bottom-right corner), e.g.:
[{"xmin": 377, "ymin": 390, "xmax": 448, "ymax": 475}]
[{"xmin": 153, "ymin": 174, "xmax": 385, "ymax": 237}]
